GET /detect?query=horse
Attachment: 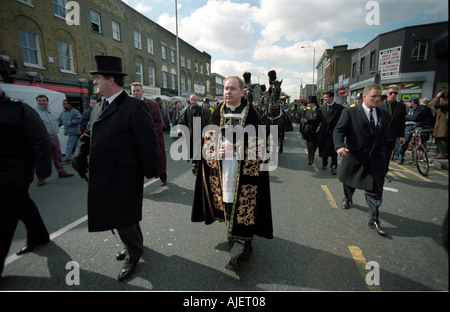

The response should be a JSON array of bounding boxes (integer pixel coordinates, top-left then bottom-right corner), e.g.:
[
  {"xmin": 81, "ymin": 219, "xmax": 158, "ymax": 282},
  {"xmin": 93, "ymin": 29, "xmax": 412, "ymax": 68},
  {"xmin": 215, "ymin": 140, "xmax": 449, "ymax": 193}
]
[{"xmin": 262, "ymin": 79, "xmax": 286, "ymax": 153}]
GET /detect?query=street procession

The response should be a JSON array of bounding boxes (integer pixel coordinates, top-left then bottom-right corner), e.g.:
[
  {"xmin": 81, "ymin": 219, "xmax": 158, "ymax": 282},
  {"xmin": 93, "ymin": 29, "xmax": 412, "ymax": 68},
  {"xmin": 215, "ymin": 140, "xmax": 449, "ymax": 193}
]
[{"xmin": 0, "ymin": 0, "xmax": 448, "ymax": 301}]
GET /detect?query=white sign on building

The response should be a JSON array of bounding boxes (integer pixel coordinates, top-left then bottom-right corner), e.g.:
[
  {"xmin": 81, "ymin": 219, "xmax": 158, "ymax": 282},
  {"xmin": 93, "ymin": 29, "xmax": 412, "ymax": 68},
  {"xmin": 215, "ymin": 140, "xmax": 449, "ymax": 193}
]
[{"xmin": 378, "ymin": 46, "xmax": 402, "ymax": 80}]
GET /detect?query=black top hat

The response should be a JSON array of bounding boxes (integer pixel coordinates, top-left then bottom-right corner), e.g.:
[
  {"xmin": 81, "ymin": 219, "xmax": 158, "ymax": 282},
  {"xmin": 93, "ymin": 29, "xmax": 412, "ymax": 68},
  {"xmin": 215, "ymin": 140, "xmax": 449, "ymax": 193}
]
[
  {"xmin": 307, "ymin": 96, "xmax": 318, "ymax": 104},
  {"xmin": 89, "ymin": 55, "xmax": 127, "ymax": 76}
]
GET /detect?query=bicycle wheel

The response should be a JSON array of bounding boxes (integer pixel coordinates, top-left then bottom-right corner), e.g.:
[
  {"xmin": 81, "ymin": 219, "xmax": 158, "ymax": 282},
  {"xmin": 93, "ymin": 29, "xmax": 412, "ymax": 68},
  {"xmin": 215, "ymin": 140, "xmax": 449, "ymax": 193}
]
[{"xmin": 416, "ymin": 145, "xmax": 429, "ymax": 176}]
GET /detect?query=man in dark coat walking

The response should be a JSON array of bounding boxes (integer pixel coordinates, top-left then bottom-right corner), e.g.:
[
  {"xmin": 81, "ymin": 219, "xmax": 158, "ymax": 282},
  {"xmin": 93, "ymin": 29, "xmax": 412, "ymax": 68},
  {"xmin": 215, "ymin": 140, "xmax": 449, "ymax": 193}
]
[
  {"xmin": 318, "ymin": 91, "xmax": 344, "ymax": 175},
  {"xmin": 378, "ymin": 84, "xmax": 405, "ymax": 181},
  {"xmin": 0, "ymin": 86, "xmax": 52, "ymax": 278},
  {"xmin": 301, "ymin": 96, "xmax": 322, "ymax": 165},
  {"xmin": 333, "ymin": 84, "xmax": 389, "ymax": 237},
  {"xmin": 72, "ymin": 56, "xmax": 159, "ymax": 281}
]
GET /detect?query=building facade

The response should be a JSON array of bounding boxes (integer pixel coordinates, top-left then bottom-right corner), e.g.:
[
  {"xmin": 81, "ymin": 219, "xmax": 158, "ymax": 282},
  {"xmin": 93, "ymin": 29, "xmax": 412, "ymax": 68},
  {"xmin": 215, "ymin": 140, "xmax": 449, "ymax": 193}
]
[
  {"xmin": 0, "ymin": 0, "xmax": 212, "ymax": 110},
  {"xmin": 349, "ymin": 21, "xmax": 448, "ymax": 102}
]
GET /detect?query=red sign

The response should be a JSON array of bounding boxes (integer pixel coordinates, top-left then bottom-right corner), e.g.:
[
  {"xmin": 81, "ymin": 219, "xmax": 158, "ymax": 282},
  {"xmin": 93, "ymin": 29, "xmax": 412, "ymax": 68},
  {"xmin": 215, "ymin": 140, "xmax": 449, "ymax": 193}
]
[{"xmin": 337, "ymin": 87, "xmax": 346, "ymax": 96}]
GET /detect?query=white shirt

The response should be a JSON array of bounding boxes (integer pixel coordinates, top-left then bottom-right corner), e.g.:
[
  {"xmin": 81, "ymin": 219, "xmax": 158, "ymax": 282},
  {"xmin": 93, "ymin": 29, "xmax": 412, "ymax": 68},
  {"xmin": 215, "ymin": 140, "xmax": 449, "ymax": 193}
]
[{"xmin": 362, "ymin": 103, "xmax": 378, "ymax": 126}]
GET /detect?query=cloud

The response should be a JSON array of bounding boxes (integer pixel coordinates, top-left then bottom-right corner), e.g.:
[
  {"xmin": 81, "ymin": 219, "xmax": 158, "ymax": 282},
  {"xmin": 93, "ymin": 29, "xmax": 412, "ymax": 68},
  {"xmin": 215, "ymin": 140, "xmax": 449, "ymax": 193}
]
[{"xmin": 158, "ymin": 0, "xmax": 258, "ymax": 56}]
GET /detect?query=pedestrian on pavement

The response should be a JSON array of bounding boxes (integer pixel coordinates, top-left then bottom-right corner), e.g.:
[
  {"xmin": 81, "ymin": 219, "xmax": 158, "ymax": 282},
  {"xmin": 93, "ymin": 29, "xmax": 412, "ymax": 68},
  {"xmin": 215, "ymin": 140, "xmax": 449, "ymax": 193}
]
[
  {"xmin": 34, "ymin": 94, "xmax": 74, "ymax": 186},
  {"xmin": 177, "ymin": 93, "xmax": 211, "ymax": 175},
  {"xmin": 191, "ymin": 76, "xmax": 273, "ymax": 272},
  {"xmin": 58, "ymin": 99, "xmax": 81, "ymax": 163},
  {"xmin": 378, "ymin": 85, "xmax": 406, "ymax": 181},
  {"xmin": 131, "ymin": 82, "xmax": 167, "ymax": 186},
  {"xmin": 301, "ymin": 96, "xmax": 322, "ymax": 165},
  {"xmin": 80, "ymin": 96, "xmax": 98, "ymax": 134},
  {"xmin": 72, "ymin": 55, "xmax": 159, "ymax": 282},
  {"xmin": 398, "ymin": 96, "xmax": 429, "ymax": 164},
  {"xmin": 202, "ymin": 97, "xmax": 214, "ymax": 114},
  {"xmin": 317, "ymin": 91, "xmax": 344, "ymax": 175},
  {"xmin": 0, "ymin": 86, "xmax": 52, "ymax": 278},
  {"xmin": 334, "ymin": 84, "xmax": 389, "ymax": 236},
  {"xmin": 430, "ymin": 91, "xmax": 448, "ymax": 159}
]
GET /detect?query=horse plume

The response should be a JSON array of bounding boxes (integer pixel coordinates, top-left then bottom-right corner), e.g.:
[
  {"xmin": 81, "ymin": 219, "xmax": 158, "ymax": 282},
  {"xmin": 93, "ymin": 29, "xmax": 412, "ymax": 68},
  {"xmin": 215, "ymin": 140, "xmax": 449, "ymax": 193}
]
[
  {"xmin": 268, "ymin": 70, "xmax": 277, "ymax": 83},
  {"xmin": 243, "ymin": 72, "xmax": 251, "ymax": 84}
]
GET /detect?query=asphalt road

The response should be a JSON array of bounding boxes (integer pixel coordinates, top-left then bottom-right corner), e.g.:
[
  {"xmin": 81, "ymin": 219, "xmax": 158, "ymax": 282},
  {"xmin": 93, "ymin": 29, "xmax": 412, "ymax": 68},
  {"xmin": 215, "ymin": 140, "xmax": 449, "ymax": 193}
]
[{"xmin": 1, "ymin": 129, "xmax": 448, "ymax": 296}]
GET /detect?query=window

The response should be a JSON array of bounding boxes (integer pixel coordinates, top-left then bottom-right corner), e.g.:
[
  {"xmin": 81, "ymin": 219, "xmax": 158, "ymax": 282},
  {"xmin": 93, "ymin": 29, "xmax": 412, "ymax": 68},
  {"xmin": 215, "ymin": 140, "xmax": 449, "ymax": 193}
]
[
  {"xmin": 181, "ymin": 75, "xmax": 185, "ymax": 91},
  {"xmin": 187, "ymin": 77, "xmax": 192, "ymax": 92},
  {"xmin": 57, "ymin": 40, "xmax": 74, "ymax": 73},
  {"xmin": 162, "ymin": 65, "xmax": 168, "ymax": 88},
  {"xmin": 199, "ymin": 63, "xmax": 203, "ymax": 74},
  {"xmin": 135, "ymin": 63, "xmax": 143, "ymax": 83},
  {"xmin": 411, "ymin": 40, "xmax": 428, "ymax": 61},
  {"xmin": 17, "ymin": 0, "xmax": 33, "ymax": 6},
  {"xmin": 134, "ymin": 31, "xmax": 141, "ymax": 50},
  {"xmin": 359, "ymin": 57, "xmax": 365, "ymax": 74},
  {"xmin": 90, "ymin": 10, "xmax": 101, "ymax": 33},
  {"xmin": 352, "ymin": 62, "xmax": 356, "ymax": 77},
  {"xmin": 370, "ymin": 50, "xmax": 376, "ymax": 70},
  {"xmin": 181, "ymin": 55, "xmax": 185, "ymax": 67},
  {"xmin": 195, "ymin": 61, "xmax": 198, "ymax": 72},
  {"xmin": 171, "ymin": 69, "xmax": 177, "ymax": 89},
  {"xmin": 187, "ymin": 58, "xmax": 191, "ymax": 70},
  {"xmin": 148, "ymin": 66, "xmax": 155, "ymax": 86},
  {"xmin": 147, "ymin": 38, "xmax": 154, "ymax": 54},
  {"xmin": 18, "ymin": 29, "xmax": 42, "ymax": 67},
  {"xmin": 206, "ymin": 63, "xmax": 210, "ymax": 75},
  {"xmin": 162, "ymin": 45, "xmax": 167, "ymax": 60},
  {"xmin": 171, "ymin": 49, "xmax": 176, "ymax": 64},
  {"xmin": 112, "ymin": 21, "xmax": 120, "ymax": 41},
  {"xmin": 53, "ymin": 0, "xmax": 67, "ymax": 18}
]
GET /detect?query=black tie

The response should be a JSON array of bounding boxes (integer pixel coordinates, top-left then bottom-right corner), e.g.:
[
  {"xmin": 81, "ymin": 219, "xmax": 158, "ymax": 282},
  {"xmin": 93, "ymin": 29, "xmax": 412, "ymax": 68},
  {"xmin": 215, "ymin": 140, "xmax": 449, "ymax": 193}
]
[
  {"xmin": 369, "ymin": 108, "xmax": 375, "ymax": 130},
  {"xmin": 103, "ymin": 100, "xmax": 109, "ymax": 112}
]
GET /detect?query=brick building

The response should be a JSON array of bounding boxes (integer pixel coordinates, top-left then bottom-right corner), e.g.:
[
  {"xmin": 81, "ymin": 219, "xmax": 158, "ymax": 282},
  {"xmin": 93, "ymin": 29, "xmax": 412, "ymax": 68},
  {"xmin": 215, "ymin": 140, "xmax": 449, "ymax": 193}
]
[{"xmin": 0, "ymin": 0, "xmax": 212, "ymax": 111}]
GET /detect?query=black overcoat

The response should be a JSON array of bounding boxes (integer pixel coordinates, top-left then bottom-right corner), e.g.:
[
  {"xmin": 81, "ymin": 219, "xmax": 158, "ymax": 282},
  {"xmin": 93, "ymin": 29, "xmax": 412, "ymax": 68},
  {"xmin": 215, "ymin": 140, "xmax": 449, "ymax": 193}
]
[
  {"xmin": 318, "ymin": 103, "xmax": 344, "ymax": 157},
  {"xmin": 73, "ymin": 91, "xmax": 159, "ymax": 232},
  {"xmin": 378, "ymin": 100, "xmax": 406, "ymax": 141},
  {"xmin": 333, "ymin": 104, "xmax": 388, "ymax": 191}
]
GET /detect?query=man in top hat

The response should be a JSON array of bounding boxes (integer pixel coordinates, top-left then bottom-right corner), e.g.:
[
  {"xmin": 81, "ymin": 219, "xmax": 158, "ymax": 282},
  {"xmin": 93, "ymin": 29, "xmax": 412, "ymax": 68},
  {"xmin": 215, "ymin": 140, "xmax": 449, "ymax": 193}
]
[
  {"xmin": 72, "ymin": 55, "xmax": 159, "ymax": 281},
  {"xmin": 301, "ymin": 96, "xmax": 322, "ymax": 165}
]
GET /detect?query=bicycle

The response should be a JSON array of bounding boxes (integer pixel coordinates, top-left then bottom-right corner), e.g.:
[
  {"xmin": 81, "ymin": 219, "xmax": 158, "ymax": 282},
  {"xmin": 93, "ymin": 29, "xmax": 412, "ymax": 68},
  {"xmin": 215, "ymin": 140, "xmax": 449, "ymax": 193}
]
[{"xmin": 406, "ymin": 127, "xmax": 433, "ymax": 176}]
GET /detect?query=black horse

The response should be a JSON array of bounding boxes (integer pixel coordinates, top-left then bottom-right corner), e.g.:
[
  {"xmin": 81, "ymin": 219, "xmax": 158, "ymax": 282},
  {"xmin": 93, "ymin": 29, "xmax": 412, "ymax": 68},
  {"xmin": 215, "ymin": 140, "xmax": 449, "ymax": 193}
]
[{"xmin": 262, "ymin": 79, "xmax": 286, "ymax": 153}]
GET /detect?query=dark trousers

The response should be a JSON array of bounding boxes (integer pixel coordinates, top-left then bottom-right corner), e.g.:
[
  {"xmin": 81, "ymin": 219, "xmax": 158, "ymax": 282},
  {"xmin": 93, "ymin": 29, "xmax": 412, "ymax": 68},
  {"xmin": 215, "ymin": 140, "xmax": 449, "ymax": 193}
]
[
  {"xmin": 306, "ymin": 140, "xmax": 318, "ymax": 162},
  {"xmin": 116, "ymin": 223, "xmax": 143, "ymax": 263},
  {"xmin": 322, "ymin": 154, "xmax": 338, "ymax": 169},
  {"xmin": 385, "ymin": 140, "xmax": 396, "ymax": 174},
  {"xmin": 343, "ymin": 184, "xmax": 383, "ymax": 223},
  {"xmin": 1, "ymin": 186, "xmax": 49, "ymax": 277}
]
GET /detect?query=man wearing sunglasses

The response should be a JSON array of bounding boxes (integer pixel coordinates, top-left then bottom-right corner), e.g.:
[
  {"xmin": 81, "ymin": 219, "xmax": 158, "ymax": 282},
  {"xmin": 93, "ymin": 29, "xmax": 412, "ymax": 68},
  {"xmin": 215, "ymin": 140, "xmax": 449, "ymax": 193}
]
[{"xmin": 378, "ymin": 85, "xmax": 406, "ymax": 181}]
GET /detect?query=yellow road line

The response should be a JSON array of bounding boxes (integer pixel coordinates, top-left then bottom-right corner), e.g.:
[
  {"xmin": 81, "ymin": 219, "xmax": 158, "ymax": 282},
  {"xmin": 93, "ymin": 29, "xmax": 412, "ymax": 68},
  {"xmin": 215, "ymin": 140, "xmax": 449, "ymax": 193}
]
[
  {"xmin": 391, "ymin": 163, "xmax": 432, "ymax": 182},
  {"xmin": 321, "ymin": 185, "xmax": 338, "ymax": 208},
  {"xmin": 431, "ymin": 168, "xmax": 449, "ymax": 178},
  {"xmin": 348, "ymin": 246, "xmax": 382, "ymax": 291}
]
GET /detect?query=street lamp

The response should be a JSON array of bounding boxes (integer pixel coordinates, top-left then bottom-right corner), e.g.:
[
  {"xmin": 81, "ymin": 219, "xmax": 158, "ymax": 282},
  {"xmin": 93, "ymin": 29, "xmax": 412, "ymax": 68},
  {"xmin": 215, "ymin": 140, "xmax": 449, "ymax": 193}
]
[{"xmin": 301, "ymin": 46, "xmax": 315, "ymax": 96}]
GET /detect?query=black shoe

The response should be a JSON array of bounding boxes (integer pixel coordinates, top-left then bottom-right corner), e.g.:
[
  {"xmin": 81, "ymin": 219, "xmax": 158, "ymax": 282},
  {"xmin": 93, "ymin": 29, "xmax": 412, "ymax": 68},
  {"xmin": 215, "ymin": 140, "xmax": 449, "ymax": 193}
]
[
  {"xmin": 384, "ymin": 175, "xmax": 392, "ymax": 183},
  {"xmin": 225, "ymin": 258, "xmax": 239, "ymax": 272},
  {"xmin": 308, "ymin": 160, "xmax": 313, "ymax": 165},
  {"xmin": 116, "ymin": 249, "xmax": 127, "ymax": 261},
  {"xmin": 225, "ymin": 240, "xmax": 252, "ymax": 272},
  {"xmin": 118, "ymin": 258, "xmax": 139, "ymax": 281},
  {"xmin": 160, "ymin": 179, "xmax": 167, "ymax": 186},
  {"xmin": 16, "ymin": 239, "xmax": 50, "ymax": 255},
  {"xmin": 192, "ymin": 167, "xmax": 198, "ymax": 175},
  {"xmin": 331, "ymin": 168, "xmax": 337, "ymax": 175},
  {"xmin": 321, "ymin": 166, "xmax": 327, "ymax": 170},
  {"xmin": 342, "ymin": 198, "xmax": 352, "ymax": 209},
  {"xmin": 369, "ymin": 221, "xmax": 387, "ymax": 236}
]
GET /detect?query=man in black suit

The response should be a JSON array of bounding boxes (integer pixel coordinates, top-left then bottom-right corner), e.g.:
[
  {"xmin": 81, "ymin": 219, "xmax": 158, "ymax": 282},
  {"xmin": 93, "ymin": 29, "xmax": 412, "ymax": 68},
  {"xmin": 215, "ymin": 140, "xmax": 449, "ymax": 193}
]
[
  {"xmin": 0, "ymin": 86, "xmax": 52, "ymax": 278},
  {"xmin": 318, "ymin": 91, "xmax": 344, "ymax": 175},
  {"xmin": 334, "ymin": 84, "xmax": 389, "ymax": 237},
  {"xmin": 72, "ymin": 56, "xmax": 159, "ymax": 281},
  {"xmin": 378, "ymin": 85, "xmax": 405, "ymax": 182},
  {"xmin": 301, "ymin": 96, "xmax": 322, "ymax": 165}
]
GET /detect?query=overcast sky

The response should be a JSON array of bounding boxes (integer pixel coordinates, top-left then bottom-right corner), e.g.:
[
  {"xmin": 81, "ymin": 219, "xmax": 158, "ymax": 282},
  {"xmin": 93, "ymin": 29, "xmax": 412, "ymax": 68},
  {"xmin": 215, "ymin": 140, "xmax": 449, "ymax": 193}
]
[{"xmin": 121, "ymin": 0, "xmax": 448, "ymax": 99}]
